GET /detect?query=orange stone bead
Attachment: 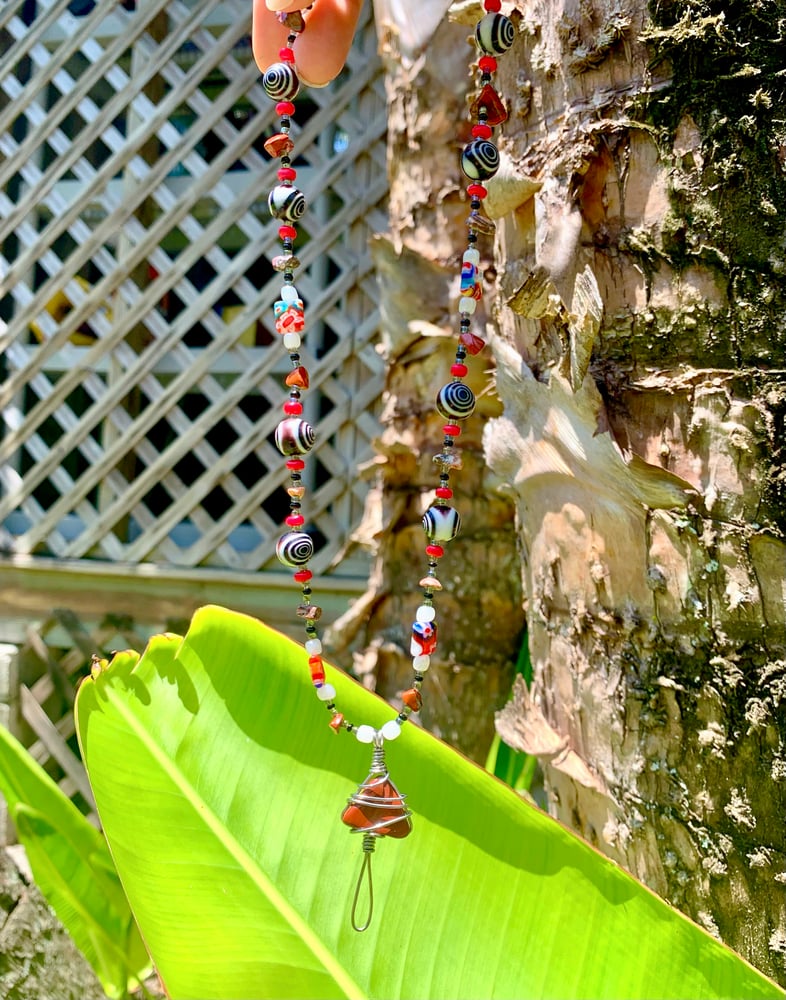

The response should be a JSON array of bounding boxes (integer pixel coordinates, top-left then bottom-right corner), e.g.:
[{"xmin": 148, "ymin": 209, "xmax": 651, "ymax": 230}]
[
  {"xmin": 285, "ymin": 365, "xmax": 310, "ymax": 389},
  {"xmin": 329, "ymin": 713, "xmax": 344, "ymax": 732},
  {"xmin": 459, "ymin": 331, "xmax": 487, "ymax": 355},
  {"xmin": 341, "ymin": 775, "xmax": 412, "ymax": 839},
  {"xmin": 264, "ymin": 132, "xmax": 295, "ymax": 158},
  {"xmin": 402, "ymin": 688, "xmax": 422, "ymax": 712},
  {"xmin": 470, "ymin": 84, "xmax": 508, "ymax": 127}
]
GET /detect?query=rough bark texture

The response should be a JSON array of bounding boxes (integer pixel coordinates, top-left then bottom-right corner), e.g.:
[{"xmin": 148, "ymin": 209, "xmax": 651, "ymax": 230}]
[
  {"xmin": 367, "ymin": 0, "xmax": 786, "ymax": 986},
  {"xmin": 0, "ymin": 846, "xmax": 107, "ymax": 1000},
  {"xmin": 326, "ymin": 15, "xmax": 526, "ymax": 763},
  {"xmin": 481, "ymin": 0, "xmax": 786, "ymax": 985}
]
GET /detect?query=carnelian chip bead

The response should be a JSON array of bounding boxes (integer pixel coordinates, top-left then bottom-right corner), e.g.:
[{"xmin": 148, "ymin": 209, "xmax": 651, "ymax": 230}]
[{"xmin": 402, "ymin": 688, "xmax": 423, "ymax": 712}]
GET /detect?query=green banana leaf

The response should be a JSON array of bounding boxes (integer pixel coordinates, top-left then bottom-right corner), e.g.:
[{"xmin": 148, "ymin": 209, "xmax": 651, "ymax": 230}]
[
  {"xmin": 75, "ymin": 606, "xmax": 781, "ymax": 1000},
  {"xmin": 0, "ymin": 719, "xmax": 150, "ymax": 998}
]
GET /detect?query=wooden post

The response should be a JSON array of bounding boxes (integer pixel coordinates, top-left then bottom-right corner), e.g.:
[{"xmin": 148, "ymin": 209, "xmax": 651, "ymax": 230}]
[{"xmin": 0, "ymin": 642, "xmax": 20, "ymax": 846}]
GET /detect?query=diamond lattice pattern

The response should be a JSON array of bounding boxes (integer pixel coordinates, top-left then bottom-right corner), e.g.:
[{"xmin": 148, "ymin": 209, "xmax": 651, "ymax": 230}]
[{"xmin": 0, "ymin": 0, "xmax": 386, "ymax": 575}]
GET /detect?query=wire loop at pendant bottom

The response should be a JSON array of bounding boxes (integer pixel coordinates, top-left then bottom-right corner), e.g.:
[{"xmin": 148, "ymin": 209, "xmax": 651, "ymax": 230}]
[{"xmin": 350, "ymin": 833, "xmax": 376, "ymax": 932}]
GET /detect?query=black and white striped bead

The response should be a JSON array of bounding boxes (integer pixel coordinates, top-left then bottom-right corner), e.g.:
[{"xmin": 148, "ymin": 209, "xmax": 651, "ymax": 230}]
[
  {"xmin": 461, "ymin": 139, "xmax": 500, "ymax": 181},
  {"xmin": 436, "ymin": 382, "xmax": 476, "ymax": 420},
  {"xmin": 276, "ymin": 531, "xmax": 314, "ymax": 567},
  {"xmin": 475, "ymin": 13, "xmax": 515, "ymax": 55},
  {"xmin": 275, "ymin": 417, "xmax": 315, "ymax": 456},
  {"xmin": 422, "ymin": 504, "xmax": 461, "ymax": 543},
  {"xmin": 268, "ymin": 184, "xmax": 306, "ymax": 222},
  {"xmin": 262, "ymin": 61, "xmax": 300, "ymax": 101}
]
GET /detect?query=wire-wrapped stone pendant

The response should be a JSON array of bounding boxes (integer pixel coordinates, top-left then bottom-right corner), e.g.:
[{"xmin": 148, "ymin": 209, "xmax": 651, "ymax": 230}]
[{"xmin": 342, "ymin": 736, "xmax": 412, "ymax": 931}]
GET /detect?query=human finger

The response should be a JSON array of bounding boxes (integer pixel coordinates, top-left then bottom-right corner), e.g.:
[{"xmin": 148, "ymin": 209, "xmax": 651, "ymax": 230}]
[{"xmin": 252, "ymin": 0, "xmax": 364, "ymax": 88}]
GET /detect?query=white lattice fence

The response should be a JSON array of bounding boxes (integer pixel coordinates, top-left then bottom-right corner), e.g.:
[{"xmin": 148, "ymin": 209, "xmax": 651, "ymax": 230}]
[{"xmin": 0, "ymin": 0, "xmax": 386, "ymax": 578}]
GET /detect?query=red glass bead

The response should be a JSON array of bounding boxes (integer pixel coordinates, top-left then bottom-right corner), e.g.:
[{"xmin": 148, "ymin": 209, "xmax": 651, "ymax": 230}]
[
  {"xmin": 283, "ymin": 400, "xmax": 303, "ymax": 415},
  {"xmin": 436, "ymin": 487, "xmax": 453, "ymax": 499},
  {"xmin": 278, "ymin": 166, "xmax": 297, "ymax": 181},
  {"xmin": 279, "ymin": 46, "xmax": 295, "ymax": 62},
  {"xmin": 276, "ymin": 101, "xmax": 295, "ymax": 116},
  {"xmin": 426, "ymin": 544, "xmax": 444, "ymax": 558},
  {"xmin": 286, "ymin": 513, "xmax": 305, "ymax": 527},
  {"xmin": 484, "ymin": 0, "xmax": 501, "ymax": 10},
  {"xmin": 279, "ymin": 224, "xmax": 297, "ymax": 240},
  {"xmin": 293, "ymin": 569, "xmax": 312, "ymax": 583},
  {"xmin": 329, "ymin": 713, "xmax": 344, "ymax": 732},
  {"xmin": 286, "ymin": 458, "xmax": 305, "ymax": 470},
  {"xmin": 451, "ymin": 363, "xmax": 468, "ymax": 377},
  {"xmin": 309, "ymin": 656, "xmax": 325, "ymax": 684},
  {"xmin": 443, "ymin": 424, "xmax": 461, "ymax": 436},
  {"xmin": 472, "ymin": 124, "xmax": 493, "ymax": 140},
  {"xmin": 402, "ymin": 688, "xmax": 423, "ymax": 712},
  {"xmin": 479, "ymin": 55, "xmax": 498, "ymax": 72}
]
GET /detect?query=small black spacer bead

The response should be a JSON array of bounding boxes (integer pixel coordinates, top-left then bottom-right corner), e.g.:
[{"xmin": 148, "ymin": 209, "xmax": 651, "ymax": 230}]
[
  {"xmin": 470, "ymin": 200, "xmax": 481, "ymax": 211},
  {"xmin": 397, "ymin": 712, "xmax": 408, "ymax": 724},
  {"xmin": 281, "ymin": 154, "xmax": 292, "ymax": 167},
  {"xmin": 422, "ymin": 590, "xmax": 434, "ymax": 600},
  {"xmin": 468, "ymin": 233, "xmax": 478, "ymax": 244},
  {"xmin": 480, "ymin": 72, "xmax": 492, "ymax": 84},
  {"xmin": 290, "ymin": 500, "xmax": 301, "ymax": 509},
  {"xmin": 284, "ymin": 272, "xmax": 294, "ymax": 282},
  {"xmin": 280, "ymin": 116, "xmax": 291, "ymax": 129},
  {"xmin": 443, "ymin": 437, "xmax": 454, "ymax": 449},
  {"xmin": 305, "ymin": 624, "xmax": 317, "ymax": 636},
  {"xmin": 326, "ymin": 702, "xmax": 336, "ymax": 711},
  {"xmin": 290, "ymin": 472, "xmax": 301, "ymax": 481},
  {"xmin": 346, "ymin": 723, "xmax": 354, "ymax": 733},
  {"xmin": 414, "ymin": 673, "xmax": 425, "ymax": 683},
  {"xmin": 289, "ymin": 389, "xmax": 301, "ymax": 399}
]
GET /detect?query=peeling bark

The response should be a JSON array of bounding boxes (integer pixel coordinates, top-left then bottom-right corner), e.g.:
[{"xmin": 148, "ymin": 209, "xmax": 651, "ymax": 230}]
[
  {"xmin": 363, "ymin": 0, "xmax": 785, "ymax": 982},
  {"xmin": 486, "ymin": 0, "xmax": 786, "ymax": 984}
]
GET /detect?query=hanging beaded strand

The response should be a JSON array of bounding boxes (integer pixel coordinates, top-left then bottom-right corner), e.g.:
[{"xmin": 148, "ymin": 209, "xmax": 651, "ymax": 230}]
[
  {"xmin": 420, "ymin": 0, "xmax": 514, "ymax": 684},
  {"xmin": 262, "ymin": 0, "xmax": 515, "ymax": 932}
]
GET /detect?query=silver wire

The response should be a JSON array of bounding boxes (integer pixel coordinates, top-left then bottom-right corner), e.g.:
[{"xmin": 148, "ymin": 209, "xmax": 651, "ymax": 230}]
[{"xmin": 351, "ymin": 834, "xmax": 376, "ymax": 932}]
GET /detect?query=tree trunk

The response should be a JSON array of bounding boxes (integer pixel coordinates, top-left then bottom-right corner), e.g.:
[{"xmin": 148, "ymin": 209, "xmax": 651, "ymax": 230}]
[{"xmin": 369, "ymin": 0, "xmax": 786, "ymax": 986}]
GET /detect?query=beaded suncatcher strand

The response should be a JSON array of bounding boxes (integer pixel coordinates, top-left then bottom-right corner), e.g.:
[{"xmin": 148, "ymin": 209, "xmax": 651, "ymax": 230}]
[{"xmin": 261, "ymin": 0, "xmax": 515, "ymax": 931}]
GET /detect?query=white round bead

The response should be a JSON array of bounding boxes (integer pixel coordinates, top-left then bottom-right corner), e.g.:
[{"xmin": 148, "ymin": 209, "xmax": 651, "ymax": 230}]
[
  {"xmin": 281, "ymin": 284, "xmax": 300, "ymax": 303},
  {"xmin": 283, "ymin": 332, "xmax": 301, "ymax": 350},
  {"xmin": 413, "ymin": 654, "xmax": 431, "ymax": 672},
  {"xmin": 355, "ymin": 724, "xmax": 376, "ymax": 743},
  {"xmin": 458, "ymin": 297, "xmax": 477, "ymax": 314},
  {"xmin": 416, "ymin": 604, "xmax": 436, "ymax": 623},
  {"xmin": 305, "ymin": 638, "xmax": 322, "ymax": 655},
  {"xmin": 316, "ymin": 683, "xmax": 336, "ymax": 701},
  {"xmin": 381, "ymin": 719, "xmax": 401, "ymax": 741},
  {"xmin": 463, "ymin": 248, "xmax": 481, "ymax": 266}
]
